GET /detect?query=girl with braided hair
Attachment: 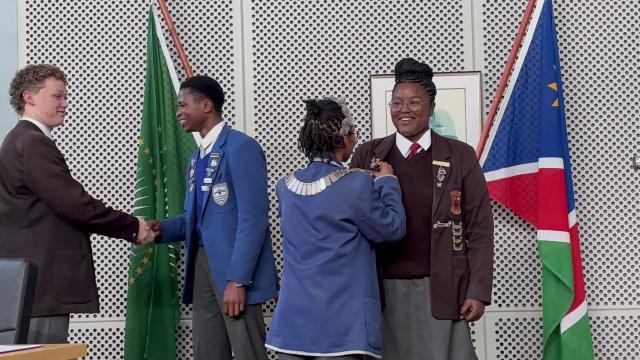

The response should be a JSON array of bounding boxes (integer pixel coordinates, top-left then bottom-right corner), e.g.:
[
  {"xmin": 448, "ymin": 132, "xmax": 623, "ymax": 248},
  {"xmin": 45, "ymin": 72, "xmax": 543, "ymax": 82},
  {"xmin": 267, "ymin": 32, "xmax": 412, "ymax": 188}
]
[
  {"xmin": 266, "ymin": 98, "xmax": 406, "ymax": 359},
  {"xmin": 351, "ymin": 58, "xmax": 494, "ymax": 359}
]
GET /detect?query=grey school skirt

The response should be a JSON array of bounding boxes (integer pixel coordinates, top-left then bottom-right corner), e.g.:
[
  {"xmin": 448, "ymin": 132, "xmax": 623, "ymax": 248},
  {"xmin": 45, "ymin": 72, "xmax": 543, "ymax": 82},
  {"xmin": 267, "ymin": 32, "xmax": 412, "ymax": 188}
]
[{"xmin": 382, "ymin": 278, "xmax": 478, "ymax": 360}]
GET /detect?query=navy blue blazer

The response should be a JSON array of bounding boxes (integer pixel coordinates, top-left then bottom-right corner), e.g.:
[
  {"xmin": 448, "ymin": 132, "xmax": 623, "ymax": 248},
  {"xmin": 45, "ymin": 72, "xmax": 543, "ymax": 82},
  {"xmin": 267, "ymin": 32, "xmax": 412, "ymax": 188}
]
[
  {"xmin": 158, "ymin": 124, "xmax": 277, "ymax": 305},
  {"xmin": 266, "ymin": 161, "xmax": 406, "ymax": 357}
]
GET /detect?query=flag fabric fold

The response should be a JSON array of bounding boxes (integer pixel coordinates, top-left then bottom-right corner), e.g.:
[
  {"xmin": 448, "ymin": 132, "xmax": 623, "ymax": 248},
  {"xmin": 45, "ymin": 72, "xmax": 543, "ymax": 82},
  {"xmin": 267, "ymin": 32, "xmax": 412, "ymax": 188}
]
[
  {"xmin": 123, "ymin": 7, "xmax": 196, "ymax": 360},
  {"xmin": 479, "ymin": 0, "xmax": 594, "ymax": 359}
]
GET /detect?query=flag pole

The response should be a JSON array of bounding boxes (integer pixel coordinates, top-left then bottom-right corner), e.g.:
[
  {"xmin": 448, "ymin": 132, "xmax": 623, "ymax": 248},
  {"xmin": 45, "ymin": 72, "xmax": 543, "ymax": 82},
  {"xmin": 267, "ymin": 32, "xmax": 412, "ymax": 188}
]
[
  {"xmin": 156, "ymin": 0, "xmax": 194, "ymax": 77},
  {"xmin": 475, "ymin": 0, "xmax": 538, "ymax": 158}
]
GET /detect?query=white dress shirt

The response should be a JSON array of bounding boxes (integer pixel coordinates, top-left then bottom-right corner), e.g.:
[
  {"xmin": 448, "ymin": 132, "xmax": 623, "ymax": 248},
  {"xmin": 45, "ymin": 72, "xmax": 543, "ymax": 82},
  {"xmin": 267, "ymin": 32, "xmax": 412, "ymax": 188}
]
[
  {"xmin": 395, "ymin": 128, "xmax": 432, "ymax": 158},
  {"xmin": 199, "ymin": 121, "xmax": 225, "ymax": 159}
]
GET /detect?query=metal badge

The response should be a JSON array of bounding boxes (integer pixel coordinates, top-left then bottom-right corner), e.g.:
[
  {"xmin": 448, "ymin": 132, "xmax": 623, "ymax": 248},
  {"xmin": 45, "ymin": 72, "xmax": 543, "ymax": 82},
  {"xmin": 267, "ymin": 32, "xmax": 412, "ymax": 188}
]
[
  {"xmin": 450, "ymin": 190, "xmax": 462, "ymax": 215},
  {"xmin": 212, "ymin": 183, "xmax": 229, "ymax": 205},
  {"xmin": 451, "ymin": 221, "xmax": 464, "ymax": 251},
  {"xmin": 433, "ymin": 160, "xmax": 450, "ymax": 167},
  {"xmin": 203, "ymin": 178, "xmax": 212, "ymax": 184},
  {"xmin": 210, "ymin": 159, "xmax": 218, "ymax": 167},
  {"xmin": 433, "ymin": 220, "xmax": 453, "ymax": 229},
  {"xmin": 201, "ymin": 185, "xmax": 210, "ymax": 192}
]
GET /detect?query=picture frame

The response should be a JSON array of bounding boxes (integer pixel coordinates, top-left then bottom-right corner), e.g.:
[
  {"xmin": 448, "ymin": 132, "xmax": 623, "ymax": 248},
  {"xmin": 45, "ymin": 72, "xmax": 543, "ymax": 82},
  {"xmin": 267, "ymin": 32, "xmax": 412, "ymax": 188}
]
[{"xmin": 369, "ymin": 71, "xmax": 483, "ymax": 147}]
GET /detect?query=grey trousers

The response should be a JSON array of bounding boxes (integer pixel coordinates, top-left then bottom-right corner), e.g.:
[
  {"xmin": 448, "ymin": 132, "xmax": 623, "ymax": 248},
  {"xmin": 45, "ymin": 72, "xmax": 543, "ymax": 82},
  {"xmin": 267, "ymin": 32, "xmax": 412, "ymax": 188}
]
[
  {"xmin": 192, "ymin": 246, "xmax": 268, "ymax": 360},
  {"xmin": 27, "ymin": 315, "xmax": 70, "ymax": 344},
  {"xmin": 382, "ymin": 278, "xmax": 477, "ymax": 360}
]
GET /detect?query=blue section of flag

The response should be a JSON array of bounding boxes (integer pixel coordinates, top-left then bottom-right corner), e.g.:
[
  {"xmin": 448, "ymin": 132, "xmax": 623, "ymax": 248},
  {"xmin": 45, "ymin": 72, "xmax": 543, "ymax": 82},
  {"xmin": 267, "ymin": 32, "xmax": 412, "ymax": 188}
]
[{"xmin": 481, "ymin": 0, "xmax": 576, "ymax": 212}]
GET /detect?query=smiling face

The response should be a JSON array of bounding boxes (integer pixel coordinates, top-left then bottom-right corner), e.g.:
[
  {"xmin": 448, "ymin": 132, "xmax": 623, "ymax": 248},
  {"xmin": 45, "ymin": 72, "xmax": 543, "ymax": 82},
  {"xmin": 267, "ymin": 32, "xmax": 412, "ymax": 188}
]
[
  {"xmin": 176, "ymin": 89, "xmax": 215, "ymax": 135},
  {"xmin": 23, "ymin": 78, "xmax": 68, "ymax": 129},
  {"xmin": 390, "ymin": 82, "xmax": 435, "ymax": 142}
]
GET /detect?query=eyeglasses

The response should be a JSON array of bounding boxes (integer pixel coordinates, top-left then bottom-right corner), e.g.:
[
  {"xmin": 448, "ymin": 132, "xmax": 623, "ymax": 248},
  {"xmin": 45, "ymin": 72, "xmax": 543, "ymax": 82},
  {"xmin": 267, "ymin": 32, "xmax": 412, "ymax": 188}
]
[
  {"xmin": 388, "ymin": 99, "xmax": 429, "ymax": 112},
  {"xmin": 347, "ymin": 128, "xmax": 360, "ymax": 139}
]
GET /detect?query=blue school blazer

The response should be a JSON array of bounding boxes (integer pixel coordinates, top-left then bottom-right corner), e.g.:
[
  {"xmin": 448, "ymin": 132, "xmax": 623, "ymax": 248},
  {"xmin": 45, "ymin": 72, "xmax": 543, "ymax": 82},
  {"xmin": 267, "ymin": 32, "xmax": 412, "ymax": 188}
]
[
  {"xmin": 158, "ymin": 124, "xmax": 277, "ymax": 305},
  {"xmin": 266, "ymin": 161, "xmax": 406, "ymax": 358}
]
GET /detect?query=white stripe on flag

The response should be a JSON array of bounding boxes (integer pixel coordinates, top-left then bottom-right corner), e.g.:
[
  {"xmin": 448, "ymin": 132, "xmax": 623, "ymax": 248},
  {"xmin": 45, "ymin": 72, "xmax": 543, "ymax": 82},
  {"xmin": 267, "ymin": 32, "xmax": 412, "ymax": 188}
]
[
  {"xmin": 568, "ymin": 209, "xmax": 577, "ymax": 228},
  {"xmin": 560, "ymin": 300, "xmax": 588, "ymax": 333},
  {"xmin": 152, "ymin": 7, "xmax": 179, "ymax": 96},
  {"xmin": 483, "ymin": 157, "xmax": 565, "ymax": 182},
  {"xmin": 539, "ymin": 157, "xmax": 564, "ymax": 169},
  {"xmin": 478, "ymin": 0, "xmax": 547, "ymax": 166},
  {"xmin": 151, "ymin": 7, "xmax": 202, "ymax": 147},
  {"xmin": 537, "ymin": 230, "xmax": 570, "ymax": 243},
  {"xmin": 484, "ymin": 162, "xmax": 538, "ymax": 182}
]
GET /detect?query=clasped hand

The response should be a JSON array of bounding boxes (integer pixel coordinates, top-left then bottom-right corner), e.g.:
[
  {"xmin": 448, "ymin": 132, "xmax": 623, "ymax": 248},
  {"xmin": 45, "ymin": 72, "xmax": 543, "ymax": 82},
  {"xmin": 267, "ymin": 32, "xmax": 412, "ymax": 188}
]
[{"xmin": 135, "ymin": 217, "xmax": 162, "ymax": 245}]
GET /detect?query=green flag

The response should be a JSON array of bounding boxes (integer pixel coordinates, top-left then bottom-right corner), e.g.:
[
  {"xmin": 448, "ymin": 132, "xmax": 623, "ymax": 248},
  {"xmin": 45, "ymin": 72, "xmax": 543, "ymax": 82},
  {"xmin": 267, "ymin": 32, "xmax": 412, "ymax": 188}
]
[{"xmin": 124, "ymin": 7, "xmax": 196, "ymax": 360}]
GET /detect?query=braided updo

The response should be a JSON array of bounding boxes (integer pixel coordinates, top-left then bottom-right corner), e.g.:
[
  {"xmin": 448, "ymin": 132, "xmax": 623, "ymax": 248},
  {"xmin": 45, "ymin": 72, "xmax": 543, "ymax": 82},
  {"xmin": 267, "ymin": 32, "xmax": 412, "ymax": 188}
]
[
  {"xmin": 298, "ymin": 97, "xmax": 354, "ymax": 159},
  {"xmin": 393, "ymin": 57, "xmax": 437, "ymax": 102}
]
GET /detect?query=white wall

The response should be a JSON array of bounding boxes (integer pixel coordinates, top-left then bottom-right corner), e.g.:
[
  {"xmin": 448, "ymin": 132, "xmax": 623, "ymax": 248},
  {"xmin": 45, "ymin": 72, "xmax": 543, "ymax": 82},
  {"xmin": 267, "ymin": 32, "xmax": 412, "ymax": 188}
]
[{"xmin": 0, "ymin": 0, "xmax": 19, "ymax": 142}]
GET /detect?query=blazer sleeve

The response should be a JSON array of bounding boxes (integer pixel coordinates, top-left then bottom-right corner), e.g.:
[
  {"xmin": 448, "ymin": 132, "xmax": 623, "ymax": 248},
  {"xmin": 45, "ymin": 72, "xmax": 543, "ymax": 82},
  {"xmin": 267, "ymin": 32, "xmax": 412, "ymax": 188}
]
[
  {"xmin": 461, "ymin": 147, "xmax": 495, "ymax": 304},
  {"xmin": 158, "ymin": 215, "xmax": 187, "ymax": 243},
  {"xmin": 353, "ymin": 174, "xmax": 406, "ymax": 244},
  {"xmin": 22, "ymin": 134, "xmax": 138, "ymax": 241},
  {"xmin": 225, "ymin": 138, "xmax": 270, "ymax": 285}
]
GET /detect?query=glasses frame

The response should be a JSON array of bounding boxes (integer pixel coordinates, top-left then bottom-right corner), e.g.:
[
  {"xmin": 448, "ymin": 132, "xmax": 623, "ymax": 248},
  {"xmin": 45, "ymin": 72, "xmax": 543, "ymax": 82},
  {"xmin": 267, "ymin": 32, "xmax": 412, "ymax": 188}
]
[{"xmin": 388, "ymin": 99, "xmax": 430, "ymax": 112}]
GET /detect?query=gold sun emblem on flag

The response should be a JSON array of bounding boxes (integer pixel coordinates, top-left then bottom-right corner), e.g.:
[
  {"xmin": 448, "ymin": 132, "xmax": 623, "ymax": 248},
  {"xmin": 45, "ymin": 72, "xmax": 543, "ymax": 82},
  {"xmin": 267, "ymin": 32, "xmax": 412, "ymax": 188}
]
[{"xmin": 548, "ymin": 82, "xmax": 559, "ymax": 108}]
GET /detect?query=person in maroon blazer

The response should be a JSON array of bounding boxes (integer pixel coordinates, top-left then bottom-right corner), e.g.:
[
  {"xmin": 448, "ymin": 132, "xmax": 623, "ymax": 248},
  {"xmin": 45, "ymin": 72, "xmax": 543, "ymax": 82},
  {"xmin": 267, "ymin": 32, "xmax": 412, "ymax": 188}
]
[
  {"xmin": 0, "ymin": 64, "xmax": 154, "ymax": 344},
  {"xmin": 351, "ymin": 58, "xmax": 494, "ymax": 359}
]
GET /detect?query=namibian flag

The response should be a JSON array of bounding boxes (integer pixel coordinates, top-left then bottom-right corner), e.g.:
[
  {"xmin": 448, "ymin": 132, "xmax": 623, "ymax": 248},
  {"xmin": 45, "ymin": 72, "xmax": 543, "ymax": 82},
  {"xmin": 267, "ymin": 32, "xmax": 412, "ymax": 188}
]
[{"xmin": 479, "ymin": 0, "xmax": 595, "ymax": 359}]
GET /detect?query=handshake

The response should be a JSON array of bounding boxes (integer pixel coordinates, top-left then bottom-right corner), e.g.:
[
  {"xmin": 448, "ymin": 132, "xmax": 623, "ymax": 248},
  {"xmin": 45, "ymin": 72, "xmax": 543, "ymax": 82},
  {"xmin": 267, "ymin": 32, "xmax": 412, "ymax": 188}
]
[{"xmin": 135, "ymin": 217, "xmax": 163, "ymax": 245}]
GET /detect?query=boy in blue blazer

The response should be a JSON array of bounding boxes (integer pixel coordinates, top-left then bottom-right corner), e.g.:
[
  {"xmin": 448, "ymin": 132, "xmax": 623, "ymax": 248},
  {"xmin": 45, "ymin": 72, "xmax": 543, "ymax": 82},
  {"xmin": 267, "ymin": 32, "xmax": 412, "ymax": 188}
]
[{"xmin": 149, "ymin": 76, "xmax": 276, "ymax": 360}]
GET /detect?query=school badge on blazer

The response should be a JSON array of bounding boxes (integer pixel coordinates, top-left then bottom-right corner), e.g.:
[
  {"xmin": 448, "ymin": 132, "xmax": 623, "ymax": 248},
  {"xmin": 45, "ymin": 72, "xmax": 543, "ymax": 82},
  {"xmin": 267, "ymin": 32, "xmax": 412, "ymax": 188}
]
[
  {"xmin": 450, "ymin": 190, "xmax": 462, "ymax": 215},
  {"xmin": 212, "ymin": 183, "xmax": 229, "ymax": 205}
]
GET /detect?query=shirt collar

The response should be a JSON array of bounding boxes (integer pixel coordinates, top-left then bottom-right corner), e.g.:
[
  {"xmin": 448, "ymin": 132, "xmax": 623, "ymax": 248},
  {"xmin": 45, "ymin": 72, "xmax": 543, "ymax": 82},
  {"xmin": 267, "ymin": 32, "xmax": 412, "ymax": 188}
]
[
  {"xmin": 21, "ymin": 116, "xmax": 53, "ymax": 139},
  {"xmin": 395, "ymin": 128, "xmax": 431, "ymax": 157},
  {"xmin": 199, "ymin": 121, "xmax": 225, "ymax": 159}
]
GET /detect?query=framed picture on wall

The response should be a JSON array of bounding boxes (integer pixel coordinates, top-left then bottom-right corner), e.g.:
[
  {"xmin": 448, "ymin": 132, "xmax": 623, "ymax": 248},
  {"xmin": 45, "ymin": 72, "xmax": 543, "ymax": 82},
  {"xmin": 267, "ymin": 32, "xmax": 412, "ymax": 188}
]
[{"xmin": 369, "ymin": 71, "xmax": 483, "ymax": 147}]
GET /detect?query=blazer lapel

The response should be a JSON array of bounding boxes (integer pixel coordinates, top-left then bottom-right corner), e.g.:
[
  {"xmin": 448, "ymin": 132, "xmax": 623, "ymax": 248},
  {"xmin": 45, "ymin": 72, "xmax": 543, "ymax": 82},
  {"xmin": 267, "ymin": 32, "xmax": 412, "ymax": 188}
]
[
  {"xmin": 199, "ymin": 124, "xmax": 230, "ymax": 218},
  {"xmin": 372, "ymin": 134, "xmax": 396, "ymax": 162},
  {"xmin": 431, "ymin": 132, "xmax": 452, "ymax": 214},
  {"xmin": 185, "ymin": 152, "xmax": 198, "ymax": 223}
]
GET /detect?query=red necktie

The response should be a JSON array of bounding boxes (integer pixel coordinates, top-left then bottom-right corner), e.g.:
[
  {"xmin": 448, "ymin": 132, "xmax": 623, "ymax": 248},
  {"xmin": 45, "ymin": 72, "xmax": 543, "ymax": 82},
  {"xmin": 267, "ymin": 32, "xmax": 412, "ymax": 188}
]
[{"xmin": 407, "ymin": 143, "xmax": 421, "ymax": 160}]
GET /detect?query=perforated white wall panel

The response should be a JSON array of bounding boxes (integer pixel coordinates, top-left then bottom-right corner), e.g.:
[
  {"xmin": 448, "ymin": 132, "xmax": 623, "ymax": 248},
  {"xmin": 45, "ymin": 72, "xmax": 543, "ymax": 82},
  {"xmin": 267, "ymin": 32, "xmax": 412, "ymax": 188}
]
[{"xmin": 22, "ymin": 0, "xmax": 639, "ymax": 359}]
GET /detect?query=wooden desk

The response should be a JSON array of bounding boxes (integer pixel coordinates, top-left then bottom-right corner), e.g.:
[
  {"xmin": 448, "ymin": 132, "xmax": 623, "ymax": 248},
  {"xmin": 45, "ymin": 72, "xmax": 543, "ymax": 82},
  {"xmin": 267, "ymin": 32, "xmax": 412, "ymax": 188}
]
[{"xmin": 0, "ymin": 344, "xmax": 87, "ymax": 360}]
